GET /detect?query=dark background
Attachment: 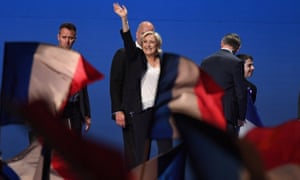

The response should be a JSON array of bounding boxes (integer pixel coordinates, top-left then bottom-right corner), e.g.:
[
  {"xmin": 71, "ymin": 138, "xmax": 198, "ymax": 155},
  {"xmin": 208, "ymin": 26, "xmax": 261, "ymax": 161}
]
[{"xmin": 0, "ymin": 0, "xmax": 299, "ymax": 160}]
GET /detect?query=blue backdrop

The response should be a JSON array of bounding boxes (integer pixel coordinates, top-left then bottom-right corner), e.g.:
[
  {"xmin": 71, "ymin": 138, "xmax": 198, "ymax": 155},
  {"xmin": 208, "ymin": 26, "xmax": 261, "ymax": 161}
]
[{"xmin": 0, "ymin": 0, "xmax": 299, "ymax": 160}]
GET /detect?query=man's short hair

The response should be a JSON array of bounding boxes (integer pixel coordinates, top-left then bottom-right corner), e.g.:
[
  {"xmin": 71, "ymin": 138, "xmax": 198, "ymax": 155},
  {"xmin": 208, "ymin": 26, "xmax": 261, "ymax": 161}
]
[
  {"xmin": 222, "ymin": 33, "xmax": 241, "ymax": 51},
  {"xmin": 59, "ymin": 22, "xmax": 77, "ymax": 33}
]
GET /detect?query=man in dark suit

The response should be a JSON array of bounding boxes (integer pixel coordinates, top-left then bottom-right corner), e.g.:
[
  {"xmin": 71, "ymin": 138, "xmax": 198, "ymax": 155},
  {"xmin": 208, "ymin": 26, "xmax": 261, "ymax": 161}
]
[
  {"xmin": 200, "ymin": 33, "xmax": 247, "ymax": 136},
  {"xmin": 28, "ymin": 23, "xmax": 91, "ymax": 143},
  {"xmin": 58, "ymin": 22, "xmax": 91, "ymax": 135}
]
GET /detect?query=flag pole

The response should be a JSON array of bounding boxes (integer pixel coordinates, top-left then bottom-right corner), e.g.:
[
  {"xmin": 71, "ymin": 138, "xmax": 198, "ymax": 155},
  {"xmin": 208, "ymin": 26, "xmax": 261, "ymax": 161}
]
[{"xmin": 41, "ymin": 144, "xmax": 51, "ymax": 180}]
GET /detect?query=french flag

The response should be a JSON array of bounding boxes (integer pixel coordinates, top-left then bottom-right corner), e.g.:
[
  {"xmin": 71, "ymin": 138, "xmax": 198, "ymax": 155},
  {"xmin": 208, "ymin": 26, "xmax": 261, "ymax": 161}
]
[
  {"xmin": 151, "ymin": 53, "xmax": 226, "ymax": 140},
  {"xmin": 0, "ymin": 42, "xmax": 103, "ymax": 126}
]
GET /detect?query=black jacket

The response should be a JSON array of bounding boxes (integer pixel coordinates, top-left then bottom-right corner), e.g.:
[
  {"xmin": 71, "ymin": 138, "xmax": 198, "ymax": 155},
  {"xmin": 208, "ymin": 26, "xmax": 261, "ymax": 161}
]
[{"xmin": 200, "ymin": 49, "xmax": 247, "ymax": 124}]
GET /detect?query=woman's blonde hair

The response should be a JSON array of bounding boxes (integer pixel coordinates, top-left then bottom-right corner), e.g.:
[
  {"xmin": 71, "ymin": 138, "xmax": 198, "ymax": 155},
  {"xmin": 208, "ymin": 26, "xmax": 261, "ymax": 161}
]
[{"xmin": 141, "ymin": 31, "xmax": 162, "ymax": 53}]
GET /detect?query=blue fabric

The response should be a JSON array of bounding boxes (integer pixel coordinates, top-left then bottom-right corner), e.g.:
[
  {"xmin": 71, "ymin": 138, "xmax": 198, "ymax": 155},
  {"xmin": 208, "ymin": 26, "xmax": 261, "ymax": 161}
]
[
  {"xmin": 174, "ymin": 114, "xmax": 243, "ymax": 180},
  {"xmin": 2, "ymin": 163, "xmax": 20, "ymax": 180},
  {"xmin": 156, "ymin": 114, "xmax": 245, "ymax": 180},
  {"xmin": 157, "ymin": 144, "xmax": 186, "ymax": 180},
  {"xmin": 246, "ymin": 93, "xmax": 263, "ymax": 127},
  {"xmin": 151, "ymin": 53, "xmax": 180, "ymax": 139},
  {"xmin": 0, "ymin": 42, "xmax": 38, "ymax": 125}
]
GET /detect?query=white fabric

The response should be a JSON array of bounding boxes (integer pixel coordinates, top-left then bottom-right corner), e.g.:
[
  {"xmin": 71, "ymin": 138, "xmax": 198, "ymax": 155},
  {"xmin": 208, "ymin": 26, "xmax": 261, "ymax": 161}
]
[
  {"xmin": 141, "ymin": 63, "xmax": 160, "ymax": 110},
  {"xmin": 135, "ymin": 41, "xmax": 142, "ymax": 49},
  {"xmin": 7, "ymin": 140, "xmax": 63, "ymax": 180},
  {"xmin": 30, "ymin": 44, "xmax": 80, "ymax": 110}
]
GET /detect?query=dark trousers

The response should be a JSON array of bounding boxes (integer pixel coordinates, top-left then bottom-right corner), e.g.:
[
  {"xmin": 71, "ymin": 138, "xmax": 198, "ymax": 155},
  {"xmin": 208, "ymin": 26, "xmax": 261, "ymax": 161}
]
[
  {"xmin": 63, "ymin": 101, "xmax": 83, "ymax": 135},
  {"xmin": 122, "ymin": 109, "xmax": 172, "ymax": 169}
]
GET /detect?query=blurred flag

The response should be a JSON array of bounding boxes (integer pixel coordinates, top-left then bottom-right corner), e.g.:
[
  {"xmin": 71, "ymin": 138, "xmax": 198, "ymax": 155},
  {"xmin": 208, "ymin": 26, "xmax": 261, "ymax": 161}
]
[
  {"xmin": 266, "ymin": 164, "xmax": 300, "ymax": 179},
  {"xmin": 174, "ymin": 115, "xmax": 250, "ymax": 180},
  {"xmin": 239, "ymin": 94, "xmax": 263, "ymax": 137},
  {"xmin": 137, "ymin": 115, "xmax": 265, "ymax": 180},
  {"xmin": 244, "ymin": 119, "xmax": 300, "ymax": 170},
  {"xmin": 139, "ymin": 118, "xmax": 300, "ymax": 180},
  {"xmin": 1, "ymin": 162, "xmax": 20, "ymax": 180},
  {"xmin": 151, "ymin": 53, "xmax": 226, "ymax": 139},
  {"xmin": 131, "ymin": 144, "xmax": 185, "ymax": 180},
  {"xmin": 6, "ymin": 140, "xmax": 63, "ymax": 180},
  {"xmin": 0, "ymin": 42, "xmax": 103, "ymax": 125},
  {"xmin": 7, "ymin": 100, "xmax": 127, "ymax": 180},
  {"xmin": 0, "ymin": 42, "xmax": 104, "ymax": 179},
  {"xmin": 144, "ymin": 53, "xmax": 266, "ymax": 180}
]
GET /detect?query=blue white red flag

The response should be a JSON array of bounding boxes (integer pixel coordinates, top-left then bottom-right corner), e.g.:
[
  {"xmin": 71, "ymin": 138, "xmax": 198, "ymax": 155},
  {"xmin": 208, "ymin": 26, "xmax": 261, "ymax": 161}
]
[
  {"xmin": 135, "ymin": 53, "xmax": 300, "ymax": 180},
  {"xmin": 151, "ymin": 53, "xmax": 226, "ymax": 139},
  {"xmin": 8, "ymin": 100, "xmax": 127, "ymax": 179},
  {"xmin": 0, "ymin": 42, "xmax": 103, "ymax": 125},
  {"xmin": 174, "ymin": 116, "xmax": 246, "ymax": 180},
  {"xmin": 136, "ymin": 116, "xmax": 265, "ymax": 180},
  {"xmin": 131, "ymin": 144, "xmax": 185, "ymax": 180}
]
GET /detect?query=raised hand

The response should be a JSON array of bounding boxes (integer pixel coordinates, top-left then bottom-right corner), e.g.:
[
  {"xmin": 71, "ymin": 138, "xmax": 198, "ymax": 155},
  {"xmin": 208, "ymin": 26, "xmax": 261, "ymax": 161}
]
[{"xmin": 113, "ymin": 3, "xmax": 127, "ymax": 18}]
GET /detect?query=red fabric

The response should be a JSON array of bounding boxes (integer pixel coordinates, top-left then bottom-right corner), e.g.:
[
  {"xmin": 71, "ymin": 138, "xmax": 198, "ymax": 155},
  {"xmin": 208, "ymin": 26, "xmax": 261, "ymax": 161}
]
[
  {"xmin": 244, "ymin": 119, "xmax": 300, "ymax": 170},
  {"xmin": 195, "ymin": 69, "xmax": 226, "ymax": 131},
  {"xmin": 59, "ymin": 55, "xmax": 103, "ymax": 114},
  {"xmin": 21, "ymin": 100, "xmax": 128, "ymax": 179},
  {"xmin": 69, "ymin": 55, "xmax": 103, "ymax": 96},
  {"xmin": 51, "ymin": 152, "xmax": 79, "ymax": 180}
]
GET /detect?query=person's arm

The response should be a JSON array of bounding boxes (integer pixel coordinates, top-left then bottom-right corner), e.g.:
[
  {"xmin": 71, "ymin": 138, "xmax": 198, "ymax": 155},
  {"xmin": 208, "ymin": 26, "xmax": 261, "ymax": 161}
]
[
  {"xmin": 250, "ymin": 82, "xmax": 257, "ymax": 103},
  {"xmin": 109, "ymin": 49, "xmax": 127, "ymax": 127},
  {"xmin": 113, "ymin": 3, "xmax": 137, "ymax": 61},
  {"xmin": 233, "ymin": 61, "xmax": 247, "ymax": 123},
  {"xmin": 113, "ymin": 3, "xmax": 129, "ymax": 33},
  {"xmin": 110, "ymin": 49, "xmax": 126, "ymax": 114},
  {"xmin": 82, "ymin": 87, "xmax": 91, "ymax": 131}
]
